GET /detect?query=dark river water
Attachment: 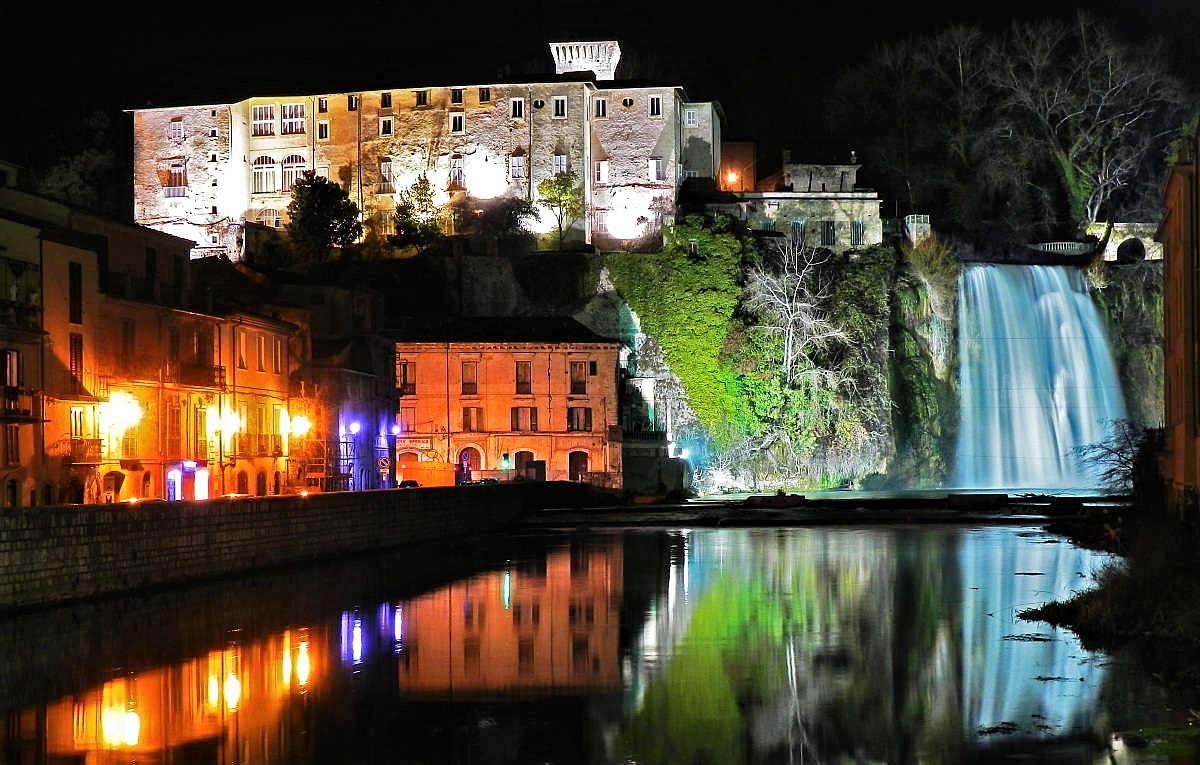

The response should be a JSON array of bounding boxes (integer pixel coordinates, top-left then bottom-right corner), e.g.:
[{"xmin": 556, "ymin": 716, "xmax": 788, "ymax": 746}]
[{"xmin": 0, "ymin": 522, "xmax": 1188, "ymax": 764}]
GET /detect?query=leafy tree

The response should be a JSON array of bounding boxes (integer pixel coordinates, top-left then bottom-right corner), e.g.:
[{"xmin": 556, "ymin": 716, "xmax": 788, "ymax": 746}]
[
  {"xmin": 536, "ymin": 170, "xmax": 584, "ymax": 249},
  {"xmin": 451, "ymin": 195, "xmax": 539, "ymax": 242},
  {"xmin": 33, "ymin": 110, "xmax": 129, "ymax": 219},
  {"xmin": 286, "ymin": 171, "xmax": 363, "ymax": 263},
  {"xmin": 391, "ymin": 174, "xmax": 443, "ymax": 248}
]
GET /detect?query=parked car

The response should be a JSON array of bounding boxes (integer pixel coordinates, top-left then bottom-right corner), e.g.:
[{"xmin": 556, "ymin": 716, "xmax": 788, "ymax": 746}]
[{"xmin": 398, "ymin": 479, "xmax": 420, "ymax": 489}]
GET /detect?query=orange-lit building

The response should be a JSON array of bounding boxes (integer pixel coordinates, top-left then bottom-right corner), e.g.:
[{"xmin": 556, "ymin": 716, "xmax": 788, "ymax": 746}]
[
  {"xmin": 1157, "ymin": 128, "xmax": 1199, "ymax": 516},
  {"xmin": 718, "ymin": 141, "xmax": 757, "ymax": 192},
  {"xmin": 392, "ymin": 316, "xmax": 622, "ymax": 487},
  {"xmin": 396, "ymin": 538, "xmax": 623, "ymax": 695}
]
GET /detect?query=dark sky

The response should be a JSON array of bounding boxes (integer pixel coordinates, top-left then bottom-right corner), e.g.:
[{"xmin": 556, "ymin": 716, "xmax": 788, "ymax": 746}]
[{"xmin": 2, "ymin": 0, "xmax": 1197, "ymax": 172}]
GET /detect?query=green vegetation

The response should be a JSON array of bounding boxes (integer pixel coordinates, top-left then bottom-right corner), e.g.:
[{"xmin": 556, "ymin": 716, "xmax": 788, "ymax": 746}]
[
  {"xmin": 536, "ymin": 170, "xmax": 585, "ymax": 250},
  {"xmin": 606, "ymin": 215, "xmax": 759, "ymax": 450},
  {"xmin": 285, "ymin": 171, "xmax": 363, "ymax": 263}
]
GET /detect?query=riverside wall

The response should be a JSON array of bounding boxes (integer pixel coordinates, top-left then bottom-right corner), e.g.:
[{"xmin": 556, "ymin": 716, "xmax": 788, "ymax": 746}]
[{"xmin": 0, "ymin": 481, "xmax": 607, "ymax": 613}]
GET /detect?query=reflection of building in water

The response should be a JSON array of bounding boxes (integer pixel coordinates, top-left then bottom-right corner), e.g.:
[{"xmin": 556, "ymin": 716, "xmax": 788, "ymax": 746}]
[
  {"xmin": 15, "ymin": 628, "xmax": 319, "ymax": 765},
  {"xmin": 396, "ymin": 538, "xmax": 623, "ymax": 695}
]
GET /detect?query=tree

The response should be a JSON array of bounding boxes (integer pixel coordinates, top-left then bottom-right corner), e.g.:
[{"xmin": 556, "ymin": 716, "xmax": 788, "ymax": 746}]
[
  {"xmin": 391, "ymin": 174, "xmax": 443, "ymax": 248},
  {"xmin": 33, "ymin": 110, "xmax": 129, "ymax": 219},
  {"xmin": 536, "ymin": 170, "xmax": 584, "ymax": 249},
  {"xmin": 286, "ymin": 171, "xmax": 363, "ymax": 263},
  {"xmin": 743, "ymin": 237, "xmax": 847, "ymax": 389},
  {"xmin": 989, "ymin": 12, "xmax": 1190, "ymax": 231},
  {"xmin": 1072, "ymin": 418, "xmax": 1164, "ymax": 501},
  {"xmin": 451, "ymin": 195, "xmax": 539, "ymax": 242}
]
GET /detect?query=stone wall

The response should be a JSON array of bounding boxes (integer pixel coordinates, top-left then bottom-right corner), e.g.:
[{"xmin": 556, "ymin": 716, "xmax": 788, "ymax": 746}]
[{"xmin": 0, "ymin": 481, "xmax": 605, "ymax": 613}]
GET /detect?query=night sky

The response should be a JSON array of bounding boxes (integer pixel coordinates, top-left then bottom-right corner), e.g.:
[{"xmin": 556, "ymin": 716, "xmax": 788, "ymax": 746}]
[{"xmin": 2, "ymin": 0, "xmax": 1197, "ymax": 174}]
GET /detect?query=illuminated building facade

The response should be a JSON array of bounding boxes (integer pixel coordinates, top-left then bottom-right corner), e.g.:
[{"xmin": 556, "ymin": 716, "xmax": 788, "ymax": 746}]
[
  {"xmin": 391, "ymin": 316, "xmax": 621, "ymax": 487},
  {"xmin": 1157, "ymin": 128, "xmax": 1198, "ymax": 516},
  {"xmin": 129, "ymin": 41, "xmax": 722, "ymax": 257},
  {"xmin": 707, "ymin": 150, "xmax": 884, "ymax": 254}
]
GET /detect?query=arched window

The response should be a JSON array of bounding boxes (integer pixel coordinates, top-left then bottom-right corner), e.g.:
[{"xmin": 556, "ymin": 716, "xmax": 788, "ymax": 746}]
[
  {"xmin": 256, "ymin": 471, "xmax": 268, "ymax": 496},
  {"xmin": 252, "ymin": 155, "xmax": 277, "ymax": 194},
  {"xmin": 236, "ymin": 471, "xmax": 249, "ymax": 494},
  {"xmin": 256, "ymin": 208, "xmax": 279, "ymax": 228},
  {"xmin": 458, "ymin": 446, "xmax": 481, "ymax": 472},
  {"xmin": 281, "ymin": 154, "xmax": 306, "ymax": 192},
  {"xmin": 515, "ymin": 450, "xmax": 534, "ymax": 475}
]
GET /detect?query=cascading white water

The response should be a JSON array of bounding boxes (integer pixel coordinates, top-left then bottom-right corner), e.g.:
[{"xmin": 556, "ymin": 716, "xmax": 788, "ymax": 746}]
[{"xmin": 956, "ymin": 263, "xmax": 1127, "ymax": 490}]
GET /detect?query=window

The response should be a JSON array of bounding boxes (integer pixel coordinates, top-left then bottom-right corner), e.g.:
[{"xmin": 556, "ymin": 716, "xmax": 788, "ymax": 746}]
[
  {"xmin": 398, "ymin": 361, "xmax": 416, "ymax": 395},
  {"xmin": 317, "ymin": 97, "xmax": 328, "ymax": 113},
  {"xmin": 251, "ymin": 104, "xmax": 275, "ymax": 136},
  {"xmin": 553, "ymin": 154, "xmax": 567, "ymax": 176},
  {"xmin": 594, "ymin": 160, "xmax": 609, "ymax": 184},
  {"xmin": 316, "ymin": 165, "xmax": 329, "ymax": 179},
  {"xmin": 256, "ymin": 208, "xmax": 280, "ymax": 228},
  {"xmin": 252, "ymin": 156, "xmax": 276, "ymax": 194},
  {"xmin": 379, "ymin": 157, "xmax": 395, "ymax": 193},
  {"xmin": 4, "ymin": 425, "xmax": 18, "ymax": 467},
  {"xmin": 70, "ymin": 406, "xmax": 84, "ymax": 438},
  {"xmin": 648, "ymin": 157, "xmax": 664, "ymax": 182},
  {"xmin": 449, "ymin": 112, "xmax": 464, "ymax": 133},
  {"xmin": 461, "ymin": 361, "xmax": 478, "ymax": 395},
  {"xmin": 69, "ymin": 262, "xmax": 82, "ymax": 323},
  {"xmin": 570, "ymin": 361, "xmax": 587, "ymax": 394},
  {"xmin": 462, "ymin": 407, "xmax": 483, "ymax": 432},
  {"xmin": 167, "ymin": 117, "xmax": 183, "ymax": 139},
  {"xmin": 347, "ymin": 94, "xmax": 359, "ymax": 111},
  {"xmin": 121, "ymin": 424, "xmax": 138, "ymax": 459},
  {"xmin": 622, "ymin": 97, "xmax": 634, "ymax": 108},
  {"xmin": 684, "ymin": 108, "xmax": 698, "ymax": 127},
  {"xmin": 379, "ymin": 116, "xmax": 393, "ymax": 136},
  {"xmin": 164, "ymin": 161, "xmax": 187, "ymax": 197},
  {"xmin": 281, "ymin": 103, "xmax": 305, "ymax": 135},
  {"xmin": 236, "ymin": 328, "xmax": 247, "ymax": 369},
  {"xmin": 209, "ymin": 128, "xmax": 217, "ymax": 138},
  {"xmin": 851, "ymin": 220, "xmax": 865, "ymax": 246},
  {"xmin": 589, "ymin": 360, "xmax": 598, "ymax": 375},
  {"xmin": 398, "ymin": 407, "xmax": 415, "ymax": 432},
  {"xmin": 510, "ymin": 154, "xmax": 524, "ymax": 179},
  {"xmin": 515, "ymin": 361, "xmax": 532, "ymax": 394},
  {"xmin": 593, "ymin": 98, "xmax": 607, "ymax": 118},
  {"xmin": 649, "ymin": 95, "xmax": 662, "ymax": 117},
  {"xmin": 510, "ymin": 406, "xmax": 538, "ymax": 432},
  {"xmin": 552, "ymin": 96, "xmax": 566, "ymax": 118},
  {"xmin": 790, "ymin": 220, "xmax": 807, "ymax": 246},
  {"xmin": 272, "ymin": 337, "xmax": 282, "ymax": 373},
  {"xmin": 595, "ymin": 210, "xmax": 608, "ymax": 233},
  {"xmin": 533, "ymin": 99, "xmax": 545, "ymax": 110},
  {"xmin": 0, "ymin": 350, "xmax": 19, "ymax": 389},
  {"xmin": 450, "ymin": 156, "xmax": 464, "ymax": 186},
  {"xmin": 414, "ymin": 90, "xmax": 428, "ymax": 107},
  {"xmin": 120, "ymin": 319, "xmax": 135, "ymax": 370},
  {"xmin": 69, "ymin": 333, "xmax": 83, "ymax": 391},
  {"xmin": 478, "ymin": 87, "xmax": 491, "ymax": 102},
  {"xmin": 451, "ymin": 88, "xmax": 463, "ymax": 104},
  {"xmin": 821, "ymin": 221, "xmax": 836, "ymax": 246},
  {"xmin": 281, "ymin": 154, "xmax": 305, "ymax": 192},
  {"xmin": 380, "ymin": 91, "xmax": 392, "ymax": 108},
  {"xmin": 510, "ymin": 98, "xmax": 524, "ymax": 119},
  {"xmin": 317, "ymin": 120, "xmax": 329, "ymax": 140},
  {"xmin": 256, "ymin": 334, "xmax": 266, "ymax": 371}
]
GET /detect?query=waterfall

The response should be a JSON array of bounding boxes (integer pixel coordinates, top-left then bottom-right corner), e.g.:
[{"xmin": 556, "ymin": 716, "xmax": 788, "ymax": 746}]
[{"xmin": 956, "ymin": 263, "xmax": 1127, "ymax": 490}]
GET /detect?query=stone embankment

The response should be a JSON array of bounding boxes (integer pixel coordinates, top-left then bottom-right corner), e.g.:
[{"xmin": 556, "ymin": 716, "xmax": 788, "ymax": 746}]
[{"xmin": 0, "ymin": 481, "xmax": 614, "ymax": 614}]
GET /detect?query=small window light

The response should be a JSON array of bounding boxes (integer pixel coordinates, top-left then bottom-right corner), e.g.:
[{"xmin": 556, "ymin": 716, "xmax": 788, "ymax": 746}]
[
  {"xmin": 533, "ymin": 99, "xmax": 545, "ymax": 109},
  {"xmin": 622, "ymin": 97, "xmax": 634, "ymax": 108}
]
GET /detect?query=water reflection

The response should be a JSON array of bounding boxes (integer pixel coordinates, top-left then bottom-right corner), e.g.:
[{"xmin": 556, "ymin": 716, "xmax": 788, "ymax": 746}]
[{"xmin": 0, "ymin": 525, "xmax": 1148, "ymax": 764}]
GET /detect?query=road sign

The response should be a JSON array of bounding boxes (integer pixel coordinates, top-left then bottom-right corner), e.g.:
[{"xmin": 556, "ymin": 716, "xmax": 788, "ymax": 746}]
[{"xmin": 378, "ymin": 456, "xmax": 391, "ymax": 471}]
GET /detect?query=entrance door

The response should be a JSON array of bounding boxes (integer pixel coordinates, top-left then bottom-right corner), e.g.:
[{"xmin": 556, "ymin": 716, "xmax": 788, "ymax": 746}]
[{"xmin": 568, "ymin": 451, "xmax": 589, "ymax": 481}]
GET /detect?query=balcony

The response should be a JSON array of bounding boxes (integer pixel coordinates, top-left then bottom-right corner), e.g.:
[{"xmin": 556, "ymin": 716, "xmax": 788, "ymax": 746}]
[
  {"xmin": 179, "ymin": 363, "xmax": 226, "ymax": 388},
  {"xmin": 398, "ymin": 383, "xmax": 416, "ymax": 397},
  {"xmin": 0, "ymin": 388, "xmax": 36, "ymax": 422},
  {"xmin": 0, "ymin": 299, "xmax": 42, "ymax": 333},
  {"xmin": 68, "ymin": 438, "xmax": 102, "ymax": 465}
]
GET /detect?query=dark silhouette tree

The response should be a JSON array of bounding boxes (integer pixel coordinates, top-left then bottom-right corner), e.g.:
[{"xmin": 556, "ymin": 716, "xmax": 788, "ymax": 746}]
[
  {"xmin": 536, "ymin": 170, "xmax": 584, "ymax": 249},
  {"xmin": 286, "ymin": 171, "xmax": 363, "ymax": 263}
]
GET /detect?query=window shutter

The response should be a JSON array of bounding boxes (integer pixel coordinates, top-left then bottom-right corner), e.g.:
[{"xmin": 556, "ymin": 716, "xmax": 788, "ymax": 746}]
[{"xmin": 530, "ymin": 408, "xmax": 538, "ymax": 432}]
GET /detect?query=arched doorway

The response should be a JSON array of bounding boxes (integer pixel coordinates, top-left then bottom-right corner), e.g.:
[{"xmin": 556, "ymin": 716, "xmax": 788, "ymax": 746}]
[
  {"xmin": 273, "ymin": 471, "xmax": 281, "ymax": 495},
  {"xmin": 458, "ymin": 446, "xmax": 481, "ymax": 481},
  {"xmin": 256, "ymin": 471, "xmax": 267, "ymax": 496},
  {"xmin": 515, "ymin": 450, "xmax": 534, "ymax": 476},
  {"xmin": 568, "ymin": 451, "xmax": 589, "ymax": 481},
  {"xmin": 103, "ymin": 471, "xmax": 125, "ymax": 503},
  {"xmin": 141, "ymin": 472, "xmax": 152, "ymax": 499},
  {"xmin": 236, "ymin": 471, "xmax": 249, "ymax": 494}
]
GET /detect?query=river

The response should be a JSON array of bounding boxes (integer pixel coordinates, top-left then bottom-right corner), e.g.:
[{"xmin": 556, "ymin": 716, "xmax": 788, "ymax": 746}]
[{"xmin": 0, "ymin": 521, "xmax": 1187, "ymax": 764}]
